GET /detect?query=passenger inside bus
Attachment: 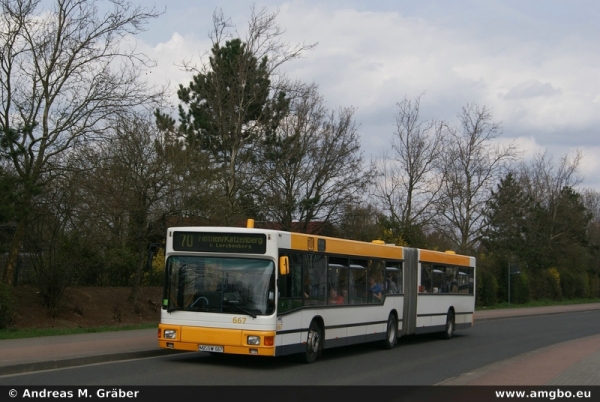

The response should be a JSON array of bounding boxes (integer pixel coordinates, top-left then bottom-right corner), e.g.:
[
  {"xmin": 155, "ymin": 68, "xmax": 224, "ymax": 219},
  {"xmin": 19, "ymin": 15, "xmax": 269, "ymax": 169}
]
[
  {"xmin": 328, "ymin": 287, "xmax": 345, "ymax": 304},
  {"xmin": 385, "ymin": 272, "xmax": 398, "ymax": 294},
  {"xmin": 369, "ymin": 277, "xmax": 383, "ymax": 302},
  {"xmin": 341, "ymin": 288, "xmax": 348, "ymax": 301}
]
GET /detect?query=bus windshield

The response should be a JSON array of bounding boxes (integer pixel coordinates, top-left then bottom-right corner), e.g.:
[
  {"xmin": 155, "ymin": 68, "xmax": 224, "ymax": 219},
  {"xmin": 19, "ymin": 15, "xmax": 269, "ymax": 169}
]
[{"xmin": 164, "ymin": 256, "xmax": 275, "ymax": 316}]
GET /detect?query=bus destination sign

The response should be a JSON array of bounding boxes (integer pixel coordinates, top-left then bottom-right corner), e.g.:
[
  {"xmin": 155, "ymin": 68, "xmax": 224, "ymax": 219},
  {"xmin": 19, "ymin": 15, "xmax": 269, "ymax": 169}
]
[{"xmin": 173, "ymin": 232, "xmax": 267, "ymax": 254}]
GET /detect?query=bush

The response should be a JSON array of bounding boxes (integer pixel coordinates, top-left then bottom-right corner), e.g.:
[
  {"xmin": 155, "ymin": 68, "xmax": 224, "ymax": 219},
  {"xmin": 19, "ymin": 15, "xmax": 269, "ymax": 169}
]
[
  {"xmin": 510, "ymin": 271, "xmax": 530, "ymax": 304},
  {"xmin": 33, "ymin": 258, "xmax": 69, "ymax": 317},
  {"xmin": 561, "ymin": 271, "xmax": 574, "ymax": 298},
  {"xmin": 531, "ymin": 268, "xmax": 562, "ymax": 301},
  {"xmin": 559, "ymin": 271, "xmax": 590, "ymax": 299},
  {"xmin": 476, "ymin": 268, "xmax": 498, "ymax": 307},
  {"xmin": 574, "ymin": 273, "xmax": 590, "ymax": 298},
  {"xmin": 143, "ymin": 248, "xmax": 164, "ymax": 287},
  {"xmin": 590, "ymin": 274, "xmax": 600, "ymax": 298},
  {"xmin": 0, "ymin": 283, "xmax": 15, "ymax": 329},
  {"xmin": 104, "ymin": 248, "xmax": 137, "ymax": 286}
]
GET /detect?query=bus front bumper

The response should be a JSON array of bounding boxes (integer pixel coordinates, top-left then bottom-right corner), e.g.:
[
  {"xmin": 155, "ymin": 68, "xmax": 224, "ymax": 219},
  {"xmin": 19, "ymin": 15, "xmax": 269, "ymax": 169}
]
[{"xmin": 158, "ymin": 324, "xmax": 276, "ymax": 356}]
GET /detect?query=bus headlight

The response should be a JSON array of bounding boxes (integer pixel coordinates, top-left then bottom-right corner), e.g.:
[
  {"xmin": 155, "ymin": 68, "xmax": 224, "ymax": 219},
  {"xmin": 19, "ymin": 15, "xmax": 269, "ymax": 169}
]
[
  {"xmin": 247, "ymin": 336, "xmax": 260, "ymax": 345},
  {"xmin": 164, "ymin": 329, "xmax": 177, "ymax": 339}
]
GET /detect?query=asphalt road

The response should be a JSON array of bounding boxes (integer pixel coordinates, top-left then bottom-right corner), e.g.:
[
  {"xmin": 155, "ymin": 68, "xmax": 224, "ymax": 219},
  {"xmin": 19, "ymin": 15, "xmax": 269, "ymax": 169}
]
[{"xmin": 2, "ymin": 309, "xmax": 599, "ymax": 386}]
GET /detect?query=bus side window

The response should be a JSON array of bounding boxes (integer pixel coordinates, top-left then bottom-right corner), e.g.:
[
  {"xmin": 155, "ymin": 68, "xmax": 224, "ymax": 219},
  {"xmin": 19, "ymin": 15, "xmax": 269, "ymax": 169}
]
[
  {"xmin": 367, "ymin": 259, "xmax": 385, "ymax": 303},
  {"xmin": 385, "ymin": 262, "xmax": 402, "ymax": 294},
  {"xmin": 349, "ymin": 260, "xmax": 367, "ymax": 304},
  {"xmin": 444, "ymin": 266, "xmax": 458, "ymax": 293},
  {"xmin": 420, "ymin": 264, "xmax": 432, "ymax": 293},
  {"xmin": 303, "ymin": 254, "xmax": 327, "ymax": 306},
  {"xmin": 327, "ymin": 257, "xmax": 349, "ymax": 305},
  {"xmin": 432, "ymin": 266, "xmax": 445, "ymax": 293},
  {"xmin": 458, "ymin": 267, "xmax": 474, "ymax": 294}
]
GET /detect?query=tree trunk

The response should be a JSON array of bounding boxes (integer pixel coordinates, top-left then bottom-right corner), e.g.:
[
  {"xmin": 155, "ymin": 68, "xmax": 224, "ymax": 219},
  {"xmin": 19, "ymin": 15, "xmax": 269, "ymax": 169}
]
[
  {"xmin": 128, "ymin": 206, "xmax": 148, "ymax": 304},
  {"xmin": 128, "ymin": 253, "xmax": 145, "ymax": 304},
  {"xmin": 2, "ymin": 220, "xmax": 26, "ymax": 286}
]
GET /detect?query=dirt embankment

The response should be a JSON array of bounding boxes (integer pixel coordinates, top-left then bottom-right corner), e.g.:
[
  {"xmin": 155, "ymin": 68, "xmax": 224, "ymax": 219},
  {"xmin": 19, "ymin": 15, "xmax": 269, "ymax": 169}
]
[{"xmin": 10, "ymin": 286, "xmax": 162, "ymax": 329}]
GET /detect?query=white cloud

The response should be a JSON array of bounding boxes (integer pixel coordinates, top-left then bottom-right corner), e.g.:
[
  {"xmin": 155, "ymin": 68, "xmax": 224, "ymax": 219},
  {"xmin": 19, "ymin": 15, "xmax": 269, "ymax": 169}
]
[
  {"xmin": 133, "ymin": 31, "xmax": 213, "ymax": 106},
  {"xmin": 503, "ymin": 80, "xmax": 561, "ymax": 100},
  {"xmin": 133, "ymin": 0, "xmax": 600, "ymax": 190},
  {"xmin": 578, "ymin": 146, "xmax": 600, "ymax": 191}
]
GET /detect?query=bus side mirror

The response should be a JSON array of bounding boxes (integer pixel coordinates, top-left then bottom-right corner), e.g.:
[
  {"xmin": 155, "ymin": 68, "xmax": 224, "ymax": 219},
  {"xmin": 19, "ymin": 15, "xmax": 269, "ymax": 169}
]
[{"xmin": 279, "ymin": 256, "xmax": 290, "ymax": 276}]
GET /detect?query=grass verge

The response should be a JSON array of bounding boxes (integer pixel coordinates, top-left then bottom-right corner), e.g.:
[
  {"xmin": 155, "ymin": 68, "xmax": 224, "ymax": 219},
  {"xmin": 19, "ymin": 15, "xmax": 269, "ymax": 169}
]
[{"xmin": 0, "ymin": 323, "xmax": 157, "ymax": 340}]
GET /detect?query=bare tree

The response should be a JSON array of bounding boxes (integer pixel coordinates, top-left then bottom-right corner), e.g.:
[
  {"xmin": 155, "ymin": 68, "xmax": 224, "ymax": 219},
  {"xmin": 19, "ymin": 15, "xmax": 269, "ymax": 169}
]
[
  {"xmin": 518, "ymin": 150, "xmax": 582, "ymax": 207},
  {"xmin": 256, "ymin": 84, "xmax": 375, "ymax": 233},
  {"xmin": 375, "ymin": 95, "xmax": 444, "ymax": 246},
  {"xmin": 516, "ymin": 150, "xmax": 585, "ymax": 270},
  {"xmin": 76, "ymin": 112, "xmax": 198, "ymax": 303},
  {"xmin": 436, "ymin": 104, "xmax": 518, "ymax": 254},
  {"xmin": 23, "ymin": 172, "xmax": 91, "ymax": 315},
  {"xmin": 581, "ymin": 187, "xmax": 600, "ymax": 290},
  {"xmin": 336, "ymin": 203, "xmax": 383, "ymax": 242},
  {"xmin": 0, "ymin": 0, "xmax": 162, "ymax": 285},
  {"xmin": 582, "ymin": 187, "xmax": 600, "ymax": 226}
]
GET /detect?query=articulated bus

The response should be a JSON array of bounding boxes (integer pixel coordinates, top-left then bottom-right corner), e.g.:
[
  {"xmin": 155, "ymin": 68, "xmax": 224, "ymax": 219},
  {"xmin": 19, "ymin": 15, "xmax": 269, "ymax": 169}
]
[{"xmin": 158, "ymin": 221, "xmax": 476, "ymax": 363}]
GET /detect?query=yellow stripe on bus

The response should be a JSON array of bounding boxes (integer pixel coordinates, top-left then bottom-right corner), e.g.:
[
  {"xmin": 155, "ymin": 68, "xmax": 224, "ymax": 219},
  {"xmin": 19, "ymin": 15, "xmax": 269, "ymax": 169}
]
[
  {"xmin": 290, "ymin": 233, "xmax": 403, "ymax": 260},
  {"xmin": 419, "ymin": 249, "xmax": 472, "ymax": 266}
]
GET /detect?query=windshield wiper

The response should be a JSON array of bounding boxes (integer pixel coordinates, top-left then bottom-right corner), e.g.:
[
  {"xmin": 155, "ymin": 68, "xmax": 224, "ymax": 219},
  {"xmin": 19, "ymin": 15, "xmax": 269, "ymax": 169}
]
[{"xmin": 225, "ymin": 304, "xmax": 257, "ymax": 318}]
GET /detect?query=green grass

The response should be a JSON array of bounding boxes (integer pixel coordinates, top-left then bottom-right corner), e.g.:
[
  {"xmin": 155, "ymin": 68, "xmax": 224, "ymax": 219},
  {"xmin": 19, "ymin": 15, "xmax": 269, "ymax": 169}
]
[
  {"xmin": 0, "ymin": 323, "xmax": 157, "ymax": 340},
  {"xmin": 476, "ymin": 297, "xmax": 600, "ymax": 311}
]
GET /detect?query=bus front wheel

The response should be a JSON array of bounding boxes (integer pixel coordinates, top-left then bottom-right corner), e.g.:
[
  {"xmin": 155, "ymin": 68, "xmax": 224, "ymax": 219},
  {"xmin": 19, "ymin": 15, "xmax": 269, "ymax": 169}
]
[
  {"xmin": 383, "ymin": 314, "xmax": 397, "ymax": 349},
  {"xmin": 303, "ymin": 321, "xmax": 321, "ymax": 364}
]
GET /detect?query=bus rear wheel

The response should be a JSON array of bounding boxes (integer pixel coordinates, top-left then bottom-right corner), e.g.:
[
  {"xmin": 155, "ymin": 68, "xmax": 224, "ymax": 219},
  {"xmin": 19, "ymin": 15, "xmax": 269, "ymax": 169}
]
[
  {"xmin": 303, "ymin": 321, "xmax": 321, "ymax": 364},
  {"xmin": 443, "ymin": 310, "xmax": 454, "ymax": 340},
  {"xmin": 383, "ymin": 314, "xmax": 398, "ymax": 349}
]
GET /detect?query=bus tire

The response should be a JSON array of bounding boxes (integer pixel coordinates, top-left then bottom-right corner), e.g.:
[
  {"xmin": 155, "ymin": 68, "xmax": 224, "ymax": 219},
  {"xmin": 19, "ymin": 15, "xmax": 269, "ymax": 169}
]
[
  {"xmin": 383, "ymin": 313, "xmax": 398, "ymax": 349},
  {"xmin": 443, "ymin": 310, "xmax": 454, "ymax": 340},
  {"xmin": 303, "ymin": 320, "xmax": 321, "ymax": 364}
]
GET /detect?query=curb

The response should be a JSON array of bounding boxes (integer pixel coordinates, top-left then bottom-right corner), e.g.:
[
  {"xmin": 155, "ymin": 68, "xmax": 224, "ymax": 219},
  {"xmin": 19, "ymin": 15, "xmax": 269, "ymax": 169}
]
[
  {"xmin": 474, "ymin": 306, "xmax": 600, "ymax": 322},
  {"xmin": 0, "ymin": 350, "xmax": 183, "ymax": 377}
]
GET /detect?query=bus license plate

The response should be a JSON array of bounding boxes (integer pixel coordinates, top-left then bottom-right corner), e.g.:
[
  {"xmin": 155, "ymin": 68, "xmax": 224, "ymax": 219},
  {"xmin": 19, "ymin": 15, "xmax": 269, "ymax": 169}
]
[{"xmin": 199, "ymin": 345, "xmax": 223, "ymax": 353}]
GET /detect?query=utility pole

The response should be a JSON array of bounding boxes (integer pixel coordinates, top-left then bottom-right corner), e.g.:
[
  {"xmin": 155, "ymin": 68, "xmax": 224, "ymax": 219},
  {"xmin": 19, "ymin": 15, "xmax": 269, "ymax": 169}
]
[{"xmin": 508, "ymin": 262, "xmax": 510, "ymax": 307}]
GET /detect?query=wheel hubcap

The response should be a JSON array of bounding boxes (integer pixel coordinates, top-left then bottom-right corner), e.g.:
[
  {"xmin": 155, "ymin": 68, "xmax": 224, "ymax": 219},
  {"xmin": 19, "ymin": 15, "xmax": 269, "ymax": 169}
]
[{"xmin": 309, "ymin": 330, "xmax": 319, "ymax": 352}]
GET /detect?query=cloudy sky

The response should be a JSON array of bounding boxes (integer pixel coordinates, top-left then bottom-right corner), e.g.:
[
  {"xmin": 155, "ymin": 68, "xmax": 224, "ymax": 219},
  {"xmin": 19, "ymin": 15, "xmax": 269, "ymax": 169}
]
[{"xmin": 133, "ymin": 0, "xmax": 600, "ymax": 190}]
